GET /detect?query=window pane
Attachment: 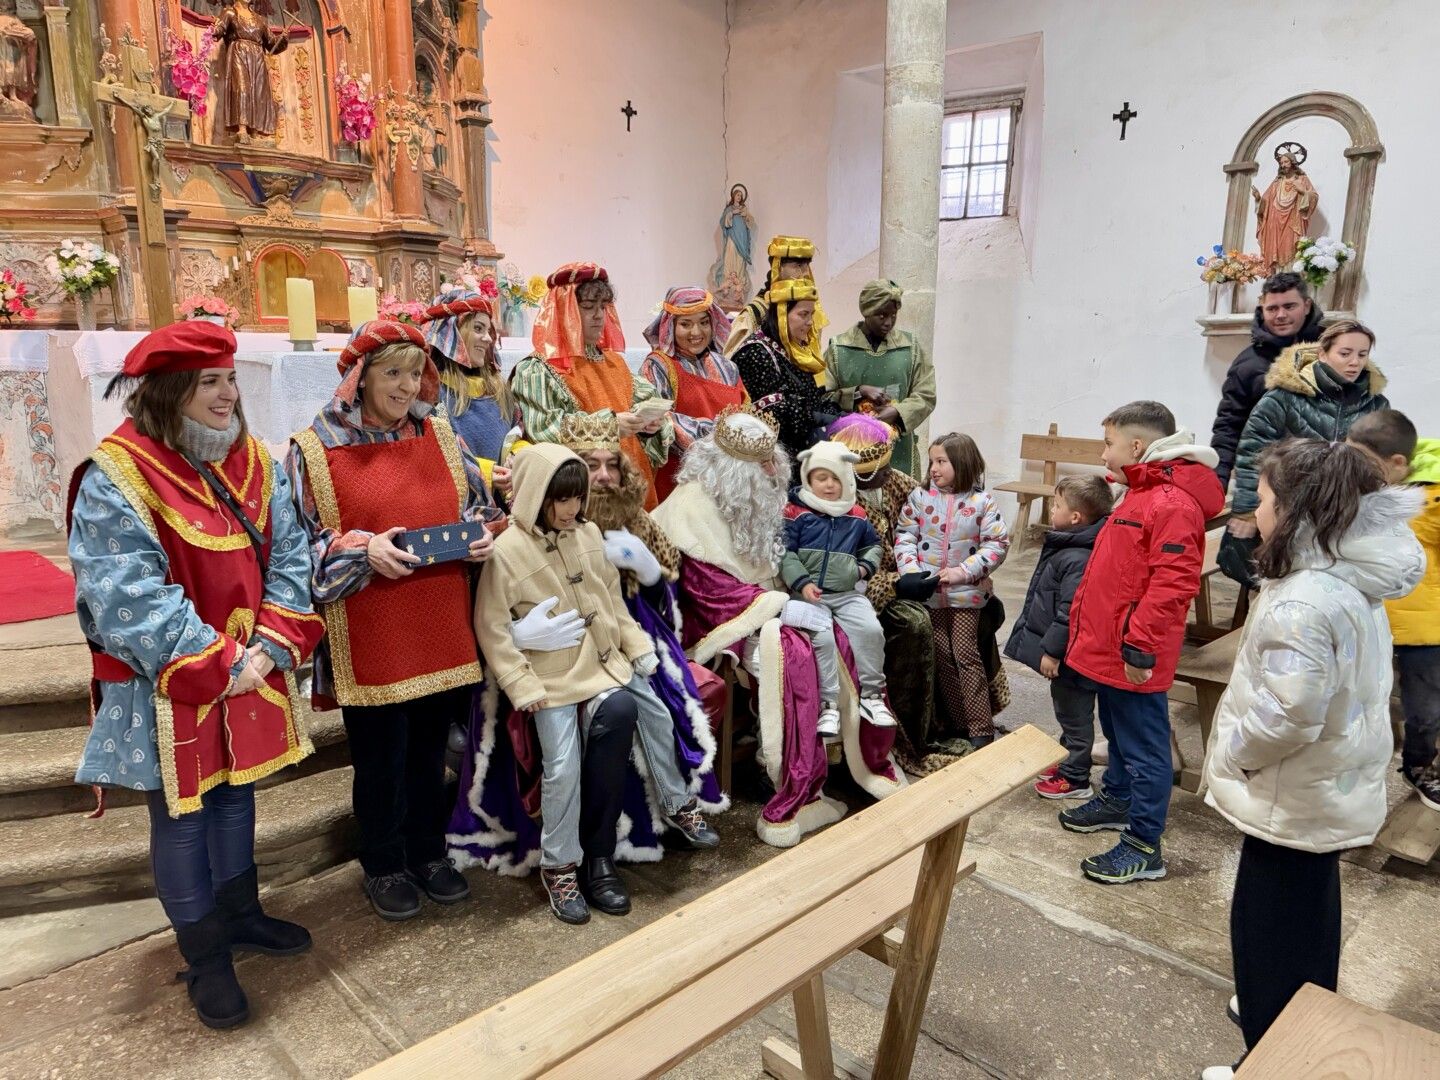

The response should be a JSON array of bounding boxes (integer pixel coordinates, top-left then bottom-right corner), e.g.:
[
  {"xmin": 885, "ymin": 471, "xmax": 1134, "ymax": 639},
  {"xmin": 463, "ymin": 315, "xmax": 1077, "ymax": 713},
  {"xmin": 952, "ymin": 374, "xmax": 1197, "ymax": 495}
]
[
  {"xmin": 940, "ymin": 195, "xmax": 965, "ymax": 219},
  {"xmin": 942, "ymin": 113, "xmax": 972, "ymax": 166},
  {"xmin": 967, "ymin": 164, "xmax": 1006, "ymax": 217},
  {"xmin": 941, "ymin": 166, "xmax": 968, "ymax": 199},
  {"xmin": 971, "ymin": 107, "xmax": 1010, "ymax": 165}
]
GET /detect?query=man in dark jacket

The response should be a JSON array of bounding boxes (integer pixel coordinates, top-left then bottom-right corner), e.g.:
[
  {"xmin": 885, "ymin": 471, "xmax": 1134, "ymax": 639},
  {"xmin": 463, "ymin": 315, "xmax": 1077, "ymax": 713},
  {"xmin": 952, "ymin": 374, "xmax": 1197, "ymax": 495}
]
[
  {"xmin": 1004, "ymin": 475, "xmax": 1113, "ymax": 800},
  {"xmin": 1210, "ymin": 271, "xmax": 1323, "ymax": 490}
]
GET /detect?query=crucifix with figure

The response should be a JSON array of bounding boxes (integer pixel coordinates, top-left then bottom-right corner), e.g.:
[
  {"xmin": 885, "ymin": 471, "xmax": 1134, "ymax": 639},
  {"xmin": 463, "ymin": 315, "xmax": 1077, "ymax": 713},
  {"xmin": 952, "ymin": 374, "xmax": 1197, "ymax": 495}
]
[
  {"xmin": 621, "ymin": 99, "xmax": 637, "ymax": 132},
  {"xmin": 93, "ymin": 35, "xmax": 190, "ymax": 328}
]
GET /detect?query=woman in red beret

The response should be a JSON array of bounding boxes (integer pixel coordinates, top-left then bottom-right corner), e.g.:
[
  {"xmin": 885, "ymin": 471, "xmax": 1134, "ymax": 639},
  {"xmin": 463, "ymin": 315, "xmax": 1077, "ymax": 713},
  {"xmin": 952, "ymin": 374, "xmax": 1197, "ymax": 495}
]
[
  {"xmin": 67, "ymin": 321, "xmax": 326, "ymax": 1029},
  {"xmin": 285, "ymin": 320, "xmax": 496, "ymax": 923},
  {"xmin": 510, "ymin": 262, "xmax": 674, "ymax": 509}
]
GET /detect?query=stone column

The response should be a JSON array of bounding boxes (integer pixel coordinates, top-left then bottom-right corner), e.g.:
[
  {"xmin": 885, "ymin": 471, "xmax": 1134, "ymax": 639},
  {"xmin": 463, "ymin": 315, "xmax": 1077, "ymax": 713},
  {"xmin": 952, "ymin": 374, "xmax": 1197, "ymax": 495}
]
[
  {"xmin": 877, "ymin": 0, "xmax": 945, "ymax": 368},
  {"xmin": 382, "ymin": 0, "xmax": 424, "ymax": 222},
  {"xmin": 44, "ymin": 7, "xmax": 82, "ymax": 127}
]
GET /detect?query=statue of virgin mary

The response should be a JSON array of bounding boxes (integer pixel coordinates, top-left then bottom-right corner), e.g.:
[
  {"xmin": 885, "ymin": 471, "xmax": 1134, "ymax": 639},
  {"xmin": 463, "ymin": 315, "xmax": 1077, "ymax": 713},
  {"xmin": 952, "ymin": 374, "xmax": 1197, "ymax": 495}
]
[{"xmin": 708, "ymin": 183, "xmax": 755, "ymax": 311}]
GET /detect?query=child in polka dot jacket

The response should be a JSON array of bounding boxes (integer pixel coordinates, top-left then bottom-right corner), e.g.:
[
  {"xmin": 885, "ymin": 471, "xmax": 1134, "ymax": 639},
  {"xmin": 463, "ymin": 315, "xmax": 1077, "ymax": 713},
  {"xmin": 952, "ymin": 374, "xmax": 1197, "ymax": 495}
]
[{"xmin": 894, "ymin": 432, "xmax": 1010, "ymax": 744}]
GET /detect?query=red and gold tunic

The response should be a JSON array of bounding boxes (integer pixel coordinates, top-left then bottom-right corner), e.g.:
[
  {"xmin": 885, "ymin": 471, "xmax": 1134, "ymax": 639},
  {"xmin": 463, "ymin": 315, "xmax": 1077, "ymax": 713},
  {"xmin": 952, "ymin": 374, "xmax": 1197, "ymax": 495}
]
[
  {"xmin": 72, "ymin": 420, "xmax": 324, "ymax": 815},
  {"xmin": 291, "ymin": 411, "xmax": 482, "ymax": 706}
]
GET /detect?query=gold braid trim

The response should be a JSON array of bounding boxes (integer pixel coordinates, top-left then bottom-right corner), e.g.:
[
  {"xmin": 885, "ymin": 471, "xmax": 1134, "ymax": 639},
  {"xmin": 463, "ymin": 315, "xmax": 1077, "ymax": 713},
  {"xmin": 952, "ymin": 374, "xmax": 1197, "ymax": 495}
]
[
  {"xmin": 157, "ymin": 635, "xmax": 230, "ymax": 697},
  {"xmin": 256, "ymin": 624, "xmax": 302, "ymax": 667},
  {"xmin": 291, "ymin": 429, "xmax": 341, "ymax": 532},
  {"xmin": 94, "ymin": 442, "xmax": 254, "ymax": 552},
  {"xmin": 88, "ymin": 450, "xmax": 160, "ymax": 541},
  {"xmin": 689, "ymin": 590, "xmax": 788, "ymax": 665},
  {"xmin": 428, "ymin": 409, "xmax": 471, "ymax": 516}
]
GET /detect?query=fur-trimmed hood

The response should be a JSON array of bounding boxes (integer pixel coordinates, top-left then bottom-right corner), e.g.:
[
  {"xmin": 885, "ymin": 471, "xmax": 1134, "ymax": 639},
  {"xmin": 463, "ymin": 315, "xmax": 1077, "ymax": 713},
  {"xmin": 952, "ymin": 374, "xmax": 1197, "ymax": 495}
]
[
  {"xmin": 1265, "ymin": 343, "xmax": 1388, "ymax": 399},
  {"xmin": 1288, "ymin": 484, "xmax": 1425, "ymax": 602}
]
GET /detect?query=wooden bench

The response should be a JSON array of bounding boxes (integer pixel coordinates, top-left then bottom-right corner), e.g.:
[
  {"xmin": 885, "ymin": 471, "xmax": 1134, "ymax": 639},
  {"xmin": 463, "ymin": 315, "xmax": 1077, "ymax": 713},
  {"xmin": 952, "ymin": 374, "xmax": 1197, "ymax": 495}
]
[
  {"xmin": 1236, "ymin": 983, "xmax": 1440, "ymax": 1078},
  {"xmin": 1171, "ymin": 627, "xmax": 1242, "ymax": 792},
  {"xmin": 995, "ymin": 423, "xmax": 1105, "ymax": 554},
  {"xmin": 1191, "ymin": 527, "xmax": 1252, "ymax": 641},
  {"xmin": 354, "ymin": 725, "xmax": 1064, "ymax": 1080}
]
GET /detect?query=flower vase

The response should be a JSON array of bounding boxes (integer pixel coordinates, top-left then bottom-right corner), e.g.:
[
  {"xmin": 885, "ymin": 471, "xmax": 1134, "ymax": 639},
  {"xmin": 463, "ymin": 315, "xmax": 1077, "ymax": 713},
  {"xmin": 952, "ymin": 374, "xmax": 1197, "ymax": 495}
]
[
  {"xmin": 196, "ymin": 314, "xmax": 227, "ymax": 326},
  {"xmin": 74, "ymin": 293, "xmax": 96, "ymax": 331},
  {"xmin": 1206, "ymin": 281, "xmax": 1220, "ymax": 315},
  {"xmin": 505, "ymin": 303, "xmax": 529, "ymax": 339}
]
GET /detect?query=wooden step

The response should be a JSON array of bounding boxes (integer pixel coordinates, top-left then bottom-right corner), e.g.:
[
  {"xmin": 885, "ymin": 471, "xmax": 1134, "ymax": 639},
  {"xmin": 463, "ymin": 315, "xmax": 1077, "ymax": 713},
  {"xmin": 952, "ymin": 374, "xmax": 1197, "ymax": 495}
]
[
  {"xmin": 0, "ymin": 765, "xmax": 356, "ymax": 913},
  {"xmin": 0, "ymin": 708, "xmax": 348, "ymax": 821},
  {"xmin": 1373, "ymin": 792, "xmax": 1440, "ymax": 866}
]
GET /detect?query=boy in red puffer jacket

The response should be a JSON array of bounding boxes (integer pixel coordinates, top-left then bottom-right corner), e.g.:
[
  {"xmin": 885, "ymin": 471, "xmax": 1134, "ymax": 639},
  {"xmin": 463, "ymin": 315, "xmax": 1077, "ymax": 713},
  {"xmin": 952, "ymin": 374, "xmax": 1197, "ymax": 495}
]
[{"xmin": 1060, "ymin": 401, "xmax": 1225, "ymax": 885}]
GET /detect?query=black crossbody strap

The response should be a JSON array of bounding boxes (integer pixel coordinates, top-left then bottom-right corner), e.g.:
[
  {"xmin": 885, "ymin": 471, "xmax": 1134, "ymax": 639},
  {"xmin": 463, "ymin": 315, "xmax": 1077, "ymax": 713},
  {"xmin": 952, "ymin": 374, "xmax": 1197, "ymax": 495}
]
[{"xmin": 184, "ymin": 454, "xmax": 270, "ymax": 574}]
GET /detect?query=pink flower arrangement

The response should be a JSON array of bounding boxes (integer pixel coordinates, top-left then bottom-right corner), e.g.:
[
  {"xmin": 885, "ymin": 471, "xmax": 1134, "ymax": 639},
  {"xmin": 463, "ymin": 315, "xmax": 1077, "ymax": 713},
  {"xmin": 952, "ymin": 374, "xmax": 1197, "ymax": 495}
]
[
  {"xmin": 0, "ymin": 268, "xmax": 37, "ymax": 326},
  {"xmin": 1195, "ymin": 245, "xmax": 1267, "ymax": 285},
  {"xmin": 378, "ymin": 295, "xmax": 428, "ymax": 325},
  {"xmin": 334, "ymin": 64, "xmax": 377, "ymax": 144},
  {"xmin": 164, "ymin": 29, "xmax": 216, "ymax": 118},
  {"xmin": 178, "ymin": 294, "xmax": 238, "ymax": 327}
]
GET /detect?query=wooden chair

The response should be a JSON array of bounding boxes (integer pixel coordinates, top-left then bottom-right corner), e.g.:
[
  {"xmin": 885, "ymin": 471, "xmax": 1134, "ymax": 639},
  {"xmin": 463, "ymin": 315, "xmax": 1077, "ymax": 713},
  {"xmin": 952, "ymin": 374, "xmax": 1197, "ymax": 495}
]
[
  {"xmin": 354, "ymin": 725, "xmax": 1064, "ymax": 1080},
  {"xmin": 1236, "ymin": 983, "xmax": 1440, "ymax": 1078},
  {"xmin": 994, "ymin": 423, "xmax": 1106, "ymax": 554},
  {"xmin": 1171, "ymin": 627, "xmax": 1243, "ymax": 792}
]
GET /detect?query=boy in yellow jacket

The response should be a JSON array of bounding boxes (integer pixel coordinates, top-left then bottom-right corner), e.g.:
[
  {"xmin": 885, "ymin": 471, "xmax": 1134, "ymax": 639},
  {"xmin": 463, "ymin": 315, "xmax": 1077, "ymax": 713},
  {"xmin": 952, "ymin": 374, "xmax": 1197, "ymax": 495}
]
[{"xmin": 1349, "ymin": 410, "xmax": 1440, "ymax": 810}]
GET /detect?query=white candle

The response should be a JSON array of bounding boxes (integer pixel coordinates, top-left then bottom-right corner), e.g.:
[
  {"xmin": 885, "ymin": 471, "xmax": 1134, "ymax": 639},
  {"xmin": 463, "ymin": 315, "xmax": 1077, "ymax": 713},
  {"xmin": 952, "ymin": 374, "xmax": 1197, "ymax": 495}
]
[
  {"xmin": 348, "ymin": 285, "xmax": 378, "ymax": 329},
  {"xmin": 285, "ymin": 277, "xmax": 317, "ymax": 342}
]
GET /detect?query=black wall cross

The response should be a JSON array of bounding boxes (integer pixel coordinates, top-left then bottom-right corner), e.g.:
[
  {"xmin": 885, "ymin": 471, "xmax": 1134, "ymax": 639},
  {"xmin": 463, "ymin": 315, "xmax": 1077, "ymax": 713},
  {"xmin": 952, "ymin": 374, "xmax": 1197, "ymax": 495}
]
[
  {"xmin": 621, "ymin": 100, "xmax": 638, "ymax": 132},
  {"xmin": 1112, "ymin": 101, "xmax": 1137, "ymax": 140}
]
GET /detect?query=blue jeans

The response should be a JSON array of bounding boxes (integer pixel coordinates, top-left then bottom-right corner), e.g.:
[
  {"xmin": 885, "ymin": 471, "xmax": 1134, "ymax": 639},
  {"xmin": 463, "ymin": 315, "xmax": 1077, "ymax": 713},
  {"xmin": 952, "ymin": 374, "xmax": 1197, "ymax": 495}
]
[
  {"xmin": 146, "ymin": 783, "xmax": 256, "ymax": 927},
  {"xmin": 1096, "ymin": 685, "xmax": 1172, "ymax": 844},
  {"xmin": 1397, "ymin": 646, "xmax": 1440, "ymax": 772}
]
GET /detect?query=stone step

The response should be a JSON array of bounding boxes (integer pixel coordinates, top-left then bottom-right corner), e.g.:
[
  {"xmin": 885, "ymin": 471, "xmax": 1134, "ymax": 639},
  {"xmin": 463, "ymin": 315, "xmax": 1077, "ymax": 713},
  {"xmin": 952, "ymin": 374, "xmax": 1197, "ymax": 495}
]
[
  {"xmin": 0, "ymin": 645, "xmax": 91, "ymax": 708},
  {"xmin": 0, "ymin": 765, "xmax": 357, "ymax": 914},
  {"xmin": 0, "ymin": 708, "xmax": 348, "ymax": 821},
  {"xmin": 0, "ymin": 698, "xmax": 93, "ymax": 735}
]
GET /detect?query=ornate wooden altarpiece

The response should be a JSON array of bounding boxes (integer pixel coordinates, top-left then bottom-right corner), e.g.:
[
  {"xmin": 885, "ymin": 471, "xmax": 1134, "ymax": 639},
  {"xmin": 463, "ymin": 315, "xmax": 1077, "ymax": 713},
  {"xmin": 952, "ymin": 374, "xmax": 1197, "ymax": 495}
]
[{"xmin": 0, "ymin": 0, "xmax": 500, "ymax": 329}]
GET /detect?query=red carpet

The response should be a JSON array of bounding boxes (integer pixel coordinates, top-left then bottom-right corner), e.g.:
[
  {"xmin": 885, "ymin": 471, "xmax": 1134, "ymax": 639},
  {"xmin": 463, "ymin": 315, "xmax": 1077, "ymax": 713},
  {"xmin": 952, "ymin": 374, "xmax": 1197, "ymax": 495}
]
[{"xmin": 0, "ymin": 551, "xmax": 76, "ymax": 624}]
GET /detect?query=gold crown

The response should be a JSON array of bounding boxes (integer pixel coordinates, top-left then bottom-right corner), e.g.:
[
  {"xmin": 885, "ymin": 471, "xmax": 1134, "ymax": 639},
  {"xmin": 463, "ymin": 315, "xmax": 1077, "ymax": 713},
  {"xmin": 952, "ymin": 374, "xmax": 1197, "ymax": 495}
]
[
  {"xmin": 768, "ymin": 235, "xmax": 816, "ymax": 261},
  {"xmin": 713, "ymin": 404, "xmax": 779, "ymax": 463},
  {"xmin": 559, "ymin": 411, "xmax": 622, "ymax": 454}
]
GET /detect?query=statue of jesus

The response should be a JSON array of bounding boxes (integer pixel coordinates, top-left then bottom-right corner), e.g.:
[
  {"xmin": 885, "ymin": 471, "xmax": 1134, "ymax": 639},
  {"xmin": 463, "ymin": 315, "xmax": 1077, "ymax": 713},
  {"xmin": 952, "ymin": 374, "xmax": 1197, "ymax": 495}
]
[
  {"xmin": 213, "ymin": 0, "xmax": 289, "ymax": 143},
  {"xmin": 1253, "ymin": 142, "xmax": 1318, "ymax": 273}
]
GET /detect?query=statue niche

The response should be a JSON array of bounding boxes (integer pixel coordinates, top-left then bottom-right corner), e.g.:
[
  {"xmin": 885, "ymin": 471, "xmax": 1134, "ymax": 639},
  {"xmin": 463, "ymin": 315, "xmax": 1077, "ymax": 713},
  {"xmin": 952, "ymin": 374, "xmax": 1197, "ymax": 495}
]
[
  {"xmin": 254, "ymin": 243, "xmax": 348, "ymax": 328},
  {"xmin": 0, "ymin": 0, "xmax": 39, "ymax": 123},
  {"xmin": 213, "ymin": 0, "xmax": 289, "ymax": 143}
]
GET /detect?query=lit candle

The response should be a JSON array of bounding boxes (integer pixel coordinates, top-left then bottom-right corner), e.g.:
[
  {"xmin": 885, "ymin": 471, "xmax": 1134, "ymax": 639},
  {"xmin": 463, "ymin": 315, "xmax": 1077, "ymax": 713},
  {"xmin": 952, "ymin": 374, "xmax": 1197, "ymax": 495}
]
[
  {"xmin": 285, "ymin": 277, "xmax": 317, "ymax": 344},
  {"xmin": 231, "ymin": 255, "xmax": 240, "ymax": 272},
  {"xmin": 376, "ymin": 276, "xmax": 383, "ymax": 290},
  {"xmin": 348, "ymin": 285, "xmax": 378, "ymax": 329}
]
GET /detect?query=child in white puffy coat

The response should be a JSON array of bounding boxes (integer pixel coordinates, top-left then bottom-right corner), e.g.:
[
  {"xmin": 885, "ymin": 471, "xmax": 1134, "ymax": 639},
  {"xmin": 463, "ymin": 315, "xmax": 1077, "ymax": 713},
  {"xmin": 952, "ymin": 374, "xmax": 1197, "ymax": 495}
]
[{"xmin": 1200, "ymin": 438, "xmax": 1424, "ymax": 1078}]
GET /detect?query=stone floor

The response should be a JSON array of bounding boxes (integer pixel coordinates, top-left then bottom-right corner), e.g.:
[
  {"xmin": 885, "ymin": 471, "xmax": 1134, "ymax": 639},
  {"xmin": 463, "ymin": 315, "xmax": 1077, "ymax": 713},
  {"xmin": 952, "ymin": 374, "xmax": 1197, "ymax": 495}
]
[{"xmin": 0, "ymin": 531, "xmax": 1436, "ymax": 1079}]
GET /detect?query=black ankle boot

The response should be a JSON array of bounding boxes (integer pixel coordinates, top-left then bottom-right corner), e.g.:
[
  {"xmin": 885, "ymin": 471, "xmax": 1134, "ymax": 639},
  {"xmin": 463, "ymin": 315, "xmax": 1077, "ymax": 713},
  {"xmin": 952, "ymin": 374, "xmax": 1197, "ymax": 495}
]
[
  {"xmin": 580, "ymin": 856, "xmax": 630, "ymax": 916},
  {"xmin": 215, "ymin": 865, "xmax": 312, "ymax": 956},
  {"xmin": 174, "ymin": 910, "xmax": 249, "ymax": 1029}
]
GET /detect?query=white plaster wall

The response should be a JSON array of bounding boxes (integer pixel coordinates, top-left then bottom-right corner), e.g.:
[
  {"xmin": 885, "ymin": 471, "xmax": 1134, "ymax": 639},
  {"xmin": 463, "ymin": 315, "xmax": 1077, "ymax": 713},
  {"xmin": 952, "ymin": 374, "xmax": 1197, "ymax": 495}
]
[
  {"xmin": 483, "ymin": 0, "xmax": 729, "ymax": 336},
  {"xmin": 726, "ymin": 0, "xmax": 1440, "ymax": 496}
]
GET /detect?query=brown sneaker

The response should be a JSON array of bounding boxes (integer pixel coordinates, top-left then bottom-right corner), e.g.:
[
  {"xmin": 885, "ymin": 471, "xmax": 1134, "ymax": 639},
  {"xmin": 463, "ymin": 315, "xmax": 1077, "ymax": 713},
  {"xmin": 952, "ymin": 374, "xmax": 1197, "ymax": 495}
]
[{"xmin": 541, "ymin": 865, "xmax": 590, "ymax": 924}]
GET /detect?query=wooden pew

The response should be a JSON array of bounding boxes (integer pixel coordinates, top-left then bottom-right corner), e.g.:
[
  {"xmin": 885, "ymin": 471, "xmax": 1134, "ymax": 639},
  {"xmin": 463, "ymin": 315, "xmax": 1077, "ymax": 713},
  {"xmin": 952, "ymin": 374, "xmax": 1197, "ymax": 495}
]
[
  {"xmin": 1236, "ymin": 983, "xmax": 1440, "ymax": 1078},
  {"xmin": 354, "ymin": 725, "xmax": 1064, "ymax": 1080},
  {"xmin": 994, "ymin": 423, "xmax": 1105, "ymax": 554},
  {"xmin": 1171, "ymin": 628, "xmax": 1242, "ymax": 792}
]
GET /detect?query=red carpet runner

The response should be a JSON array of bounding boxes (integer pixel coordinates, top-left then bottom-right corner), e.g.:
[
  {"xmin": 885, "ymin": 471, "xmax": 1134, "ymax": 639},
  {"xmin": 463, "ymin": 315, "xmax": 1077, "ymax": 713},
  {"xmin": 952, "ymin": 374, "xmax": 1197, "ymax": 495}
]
[{"xmin": 0, "ymin": 551, "xmax": 76, "ymax": 624}]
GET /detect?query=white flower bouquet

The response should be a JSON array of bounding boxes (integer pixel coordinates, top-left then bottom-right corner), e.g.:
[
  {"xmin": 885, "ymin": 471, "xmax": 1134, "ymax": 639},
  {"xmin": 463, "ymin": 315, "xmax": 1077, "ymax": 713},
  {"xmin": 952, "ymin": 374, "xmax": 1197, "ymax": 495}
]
[
  {"xmin": 1292, "ymin": 236, "xmax": 1356, "ymax": 291},
  {"xmin": 45, "ymin": 239, "xmax": 121, "ymax": 299}
]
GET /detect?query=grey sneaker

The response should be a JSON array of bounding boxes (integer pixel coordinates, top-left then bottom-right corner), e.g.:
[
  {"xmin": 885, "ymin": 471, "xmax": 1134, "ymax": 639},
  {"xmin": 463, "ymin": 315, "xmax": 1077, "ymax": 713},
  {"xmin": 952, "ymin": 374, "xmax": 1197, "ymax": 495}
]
[{"xmin": 665, "ymin": 799, "xmax": 720, "ymax": 850}]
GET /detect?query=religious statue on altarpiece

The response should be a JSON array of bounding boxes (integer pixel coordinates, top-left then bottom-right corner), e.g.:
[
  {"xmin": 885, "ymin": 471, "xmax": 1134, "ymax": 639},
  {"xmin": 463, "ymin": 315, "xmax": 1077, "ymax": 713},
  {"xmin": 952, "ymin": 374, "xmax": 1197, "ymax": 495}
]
[
  {"xmin": 0, "ymin": 0, "xmax": 39, "ymax": 123},
  {"xmin": 708, "ymin": 183, "xmax": 755, "ymax": 311},
  {"xmin": 213, "ymin": 0, "xmax": 289, "ymax": 142},
  {"xmin": 1253, "ymin": 141, "xmax": 1318, "ymax": 273}
]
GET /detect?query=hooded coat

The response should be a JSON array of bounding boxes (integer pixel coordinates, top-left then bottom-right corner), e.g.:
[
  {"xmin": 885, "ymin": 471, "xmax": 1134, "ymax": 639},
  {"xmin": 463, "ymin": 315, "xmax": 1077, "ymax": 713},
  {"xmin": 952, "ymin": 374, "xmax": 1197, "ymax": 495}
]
[
  {"xmin": 1003, "ymin": 515, "xmax": 1108, "ymax": 674},
  {"xmin": 1204, "ymin": 487, "xmax": 1426, "ymax": 852},
  {"xmin": 1384, "ymin": 438, "xmax": 1440, "ymax": 646},
  {"xmin": 474, "ymin": 443, "xmax": 653, "ymax": 710},
  {"xmin": 1231, "ymin": 344, "xmax": 1390, "ymax": 515},
  {"xmin": 1066, "ymin": 431, "xmax": 1225, "ymax": 692},
  {"xmin": 1210, "ymin": 303, "xmax": 1325, "ymax": 488}
]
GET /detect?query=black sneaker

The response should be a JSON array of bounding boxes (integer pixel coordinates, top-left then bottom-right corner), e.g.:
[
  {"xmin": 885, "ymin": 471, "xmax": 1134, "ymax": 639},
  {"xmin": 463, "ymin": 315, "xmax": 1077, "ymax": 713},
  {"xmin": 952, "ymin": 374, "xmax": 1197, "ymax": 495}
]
[
  {"xmin": 363, "ymin": 872, "xmax": 422, "ymax": 921},
  {"xmin": 664, "ymin": 800, "xmax": 721, "ymax": 850},
  {"xmin": 1058, "ymin": 792, "xmax": 1131, "ymax": 833},
  {"xmin": 542, "ymin": 865, "xmax": 590, "ymax": 925},
  {"xmin": 1081, "ymin": 833, "xmax": 1166, "ymax": 884},
  {"xmin": 407, "ymin": 859, "xmax": 471, "ymax": 904},
  {"xmin": 1401, "ymin": 764, "xmax": 1440, "ymax": 813}
]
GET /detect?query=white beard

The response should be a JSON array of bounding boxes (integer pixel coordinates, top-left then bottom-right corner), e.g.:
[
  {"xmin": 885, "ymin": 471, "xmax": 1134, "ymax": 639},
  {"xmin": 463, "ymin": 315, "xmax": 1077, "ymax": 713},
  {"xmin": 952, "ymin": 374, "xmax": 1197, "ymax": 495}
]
[{"xmin": 677, "ymin": 439, "xmax": 790, "ymax": 573}]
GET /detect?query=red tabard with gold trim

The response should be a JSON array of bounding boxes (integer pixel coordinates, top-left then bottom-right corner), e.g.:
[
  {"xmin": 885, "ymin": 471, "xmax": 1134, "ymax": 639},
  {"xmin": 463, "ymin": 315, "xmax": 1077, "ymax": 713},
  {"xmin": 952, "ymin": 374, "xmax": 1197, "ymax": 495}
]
[
  {"xmin": 307, "ymin": 419, "xmax": 481, "ymax": 706},
  {"xmin": 564, "ymin": 350, "xmax": 658, "ymax": 509},
  {"xmin": 78, "ymin": 419, "xmax": 319, "ymax": 815},
  {"xmin": 653, "ymin": 353, "xmax": 747, "ymax": 502}
]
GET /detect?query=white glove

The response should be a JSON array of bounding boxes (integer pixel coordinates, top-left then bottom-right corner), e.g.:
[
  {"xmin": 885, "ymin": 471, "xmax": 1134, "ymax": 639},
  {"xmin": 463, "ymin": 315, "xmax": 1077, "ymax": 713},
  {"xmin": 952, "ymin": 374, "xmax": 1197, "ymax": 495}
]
[
  {"xmin": 781, "ymin": 599, "xmax": 832, "ymax": 634},
  {"xmin": 633, "ymin": 651, "xmax": 659, "ymax": 677},
  {"xmin": 510, "ymin": 597, "xmax": 586, "ymax": 652},
  {"xmin": 603, "ymin": 528, "xmax": 663, "ymax": 587}
]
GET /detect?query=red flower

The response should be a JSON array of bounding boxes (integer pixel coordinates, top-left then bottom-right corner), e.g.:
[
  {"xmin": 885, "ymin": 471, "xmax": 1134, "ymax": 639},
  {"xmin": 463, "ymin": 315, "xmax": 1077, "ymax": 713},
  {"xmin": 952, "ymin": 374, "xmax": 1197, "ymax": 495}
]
[{"xmin": 478, "ymin": 277, "xmax": 499, "ymax": 300}]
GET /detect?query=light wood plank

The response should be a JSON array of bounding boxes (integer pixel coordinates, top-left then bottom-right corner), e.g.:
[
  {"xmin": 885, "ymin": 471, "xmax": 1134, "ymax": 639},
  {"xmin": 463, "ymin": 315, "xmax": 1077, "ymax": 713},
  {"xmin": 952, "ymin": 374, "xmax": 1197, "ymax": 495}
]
[
  {"xmin": 761, "ymin": 1037, "xmax": 870, "ymax": 1080},
  {"xmin": 793, "ymin": 974, "xmax": 836, "ymax": 1078},
  {"xmin": 872, "ymin": 821, "xmax": 969, "ymax": 1080},
  {"xmin": 1016, "ymin": 434, "xmax": 1106, "ymax": 467},
  {"xmin": 1236, "ymin": 984, "xmax": 1440, "ymax": 1078},
  {"xmin": 856, "ymin": 862, "xmax": 975, "ymax": 970},
  {"xmin": 1374, "ymin": 793, "xmax": 1440, "ymax": 865},
  {"xmin": 356, "ymin": 727, "xmax": 1063, "ymax": 1080}
]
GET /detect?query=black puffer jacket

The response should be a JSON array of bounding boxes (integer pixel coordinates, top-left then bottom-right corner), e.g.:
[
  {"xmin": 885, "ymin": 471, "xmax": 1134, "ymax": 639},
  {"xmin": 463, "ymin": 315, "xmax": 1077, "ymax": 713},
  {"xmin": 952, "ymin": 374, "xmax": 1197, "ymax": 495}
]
[
  {"xmin": 1231, "ymin": 345, "xmax": 1390, "ymax": 515},
  {"xmin": 1210, "ymin": 304, "xmax": 1324, "ymax": 489},
  {"xmin": 1003, "ymin": 515, "xmax": 1107, "ymax": 674}
]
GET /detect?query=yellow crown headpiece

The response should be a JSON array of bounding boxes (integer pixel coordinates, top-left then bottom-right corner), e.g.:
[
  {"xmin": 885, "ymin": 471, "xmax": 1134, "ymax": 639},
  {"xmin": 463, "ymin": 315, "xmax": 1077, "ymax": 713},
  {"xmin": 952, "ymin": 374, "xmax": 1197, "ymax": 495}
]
[
  {"xmin": 559, "ymin": 411, "xmax": 622, "ymax": 455},
  {"xmin": 713, "ymin": 404, "xmax": 779, "ymax": 463}
]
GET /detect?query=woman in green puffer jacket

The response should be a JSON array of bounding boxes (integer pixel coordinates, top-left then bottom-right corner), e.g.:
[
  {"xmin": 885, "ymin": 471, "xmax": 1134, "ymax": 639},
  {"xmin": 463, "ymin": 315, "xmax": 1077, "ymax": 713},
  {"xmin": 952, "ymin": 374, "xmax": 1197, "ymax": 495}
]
[{"xmin": 1230, "ymin": 319, "xmax": 1390, "ymax": 525}]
